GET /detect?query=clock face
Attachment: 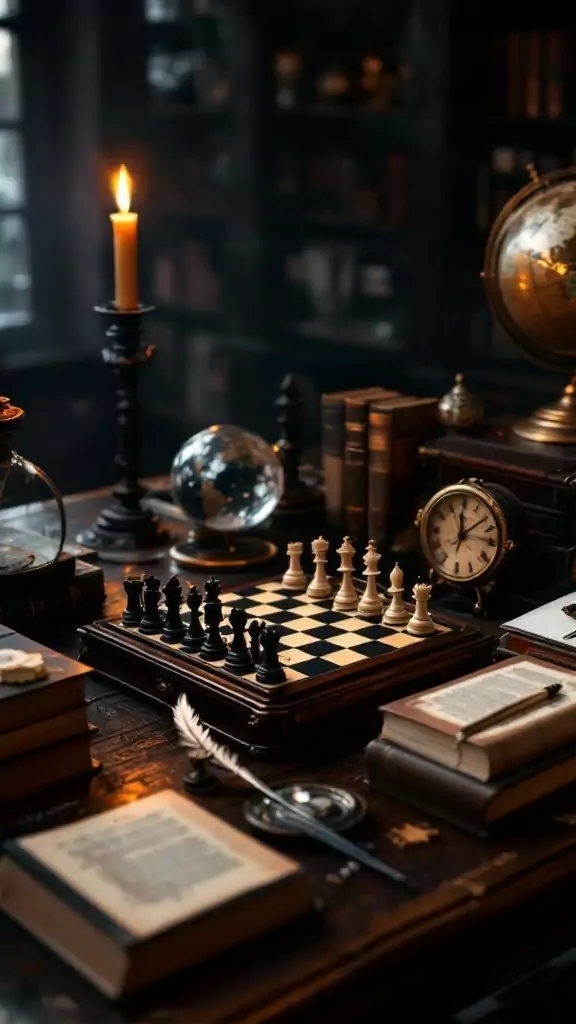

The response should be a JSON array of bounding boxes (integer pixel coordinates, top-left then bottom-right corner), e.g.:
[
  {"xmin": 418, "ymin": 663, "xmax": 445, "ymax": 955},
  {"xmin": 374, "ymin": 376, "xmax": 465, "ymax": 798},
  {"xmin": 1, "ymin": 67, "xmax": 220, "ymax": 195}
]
[{"xmin": 423, "ymin": 488, "xmax": 501, "ymax": 583}]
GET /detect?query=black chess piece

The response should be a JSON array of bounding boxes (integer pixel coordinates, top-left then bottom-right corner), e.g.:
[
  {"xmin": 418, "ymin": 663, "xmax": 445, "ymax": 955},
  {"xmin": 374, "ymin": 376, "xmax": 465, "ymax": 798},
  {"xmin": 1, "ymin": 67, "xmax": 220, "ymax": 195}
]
[
  {"xmin": 181, "ymin": 585, "xmax": 205, "ymax": 652},
  {"xmin": 139, "ymin": 575, "xmax": 165, "ymax": 635},
  {"xmin": 255, "ymin": 625, "xmax": 286, "ymax": 684},
  {"xmin": 224, "ymin": 607, "xmax": 253, "ymax": 674},
  {"xmin": 122, "ymin": 576, "xmax": 144, "ymax": 627},
  {"xmin": 200, "ymin": 576, "xmax": 227, "ymax": 661},
  {"xmin": 274, "ymin": 373, "xmax": 322, "ymax": 511},
  {"xmin": 248, "ymin": 619, "xmax": 263, "ymax": 664},
  {"xmin": 161, "ymin": 576, "xmax": 186, "ymax": 644}
]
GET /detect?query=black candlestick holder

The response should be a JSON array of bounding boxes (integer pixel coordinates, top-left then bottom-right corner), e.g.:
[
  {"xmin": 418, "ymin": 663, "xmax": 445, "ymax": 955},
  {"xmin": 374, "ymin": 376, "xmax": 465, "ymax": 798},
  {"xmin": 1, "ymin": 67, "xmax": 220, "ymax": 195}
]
[{"xmin": 77, "ymin": 303, "xmax": 169, "ymax": 562}]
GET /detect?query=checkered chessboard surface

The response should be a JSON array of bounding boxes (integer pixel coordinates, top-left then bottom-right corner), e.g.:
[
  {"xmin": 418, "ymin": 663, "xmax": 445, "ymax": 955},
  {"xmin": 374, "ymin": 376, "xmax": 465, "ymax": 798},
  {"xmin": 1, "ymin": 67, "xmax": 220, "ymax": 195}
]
[{"xmin": 118, "ymin": 581, "xmax": 451, "ymax": 687}]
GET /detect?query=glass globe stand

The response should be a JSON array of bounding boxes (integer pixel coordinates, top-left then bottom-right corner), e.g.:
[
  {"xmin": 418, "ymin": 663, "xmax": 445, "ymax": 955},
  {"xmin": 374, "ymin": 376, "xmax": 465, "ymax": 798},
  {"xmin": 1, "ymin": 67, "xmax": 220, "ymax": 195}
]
[
  {"xmin": 170, "ymin": 529, "xmax": 277, "ymax": 569},
  {"xmin": 76, "ymin": 304, "xmax": 170, "ymax": 562}
]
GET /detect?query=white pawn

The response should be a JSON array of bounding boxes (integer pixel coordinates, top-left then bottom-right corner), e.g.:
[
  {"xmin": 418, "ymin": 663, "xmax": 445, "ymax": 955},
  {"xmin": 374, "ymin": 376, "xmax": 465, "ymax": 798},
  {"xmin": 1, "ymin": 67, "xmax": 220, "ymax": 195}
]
[
  {"xmin": 306, "ymin": 536, "xmax": 333, "ymax": 599},
  {"xmin": 357, "ymin": 540, "xmax": 383, "ymax": 617},
  {"xmin": 407, "ymin": 581, "xmax": 435, "ymax": 636},
  {"xmin": 383, "ymin": 562, "xmax": 410, "ymax": 626},
  {"xmin": 282, "ymin": 541, "xmax": 306, "ymax": 590},
  {"xmin": 333, "ymin": 536, "xmax": 358, "ymax": 612}
]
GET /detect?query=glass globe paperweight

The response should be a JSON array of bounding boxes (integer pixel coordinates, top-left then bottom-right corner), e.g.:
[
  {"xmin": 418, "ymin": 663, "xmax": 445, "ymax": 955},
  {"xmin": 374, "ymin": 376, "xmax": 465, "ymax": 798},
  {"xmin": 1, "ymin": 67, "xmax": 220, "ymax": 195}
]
[
  {"xmin": 170, "ymin": 424, "xmax": 284, "ymax": 568},
  {"xmin": 0, "ymin": 397, "xmax": 65, "ymax": 580}
]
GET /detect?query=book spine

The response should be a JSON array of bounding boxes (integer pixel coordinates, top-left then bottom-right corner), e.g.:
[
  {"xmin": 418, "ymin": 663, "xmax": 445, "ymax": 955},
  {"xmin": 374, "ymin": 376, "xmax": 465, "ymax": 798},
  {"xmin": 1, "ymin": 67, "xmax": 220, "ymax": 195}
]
[
  {"xmin": 545, "ymin": 29, "xmax": 563, "ymax": 119},
  {"xmin": 367, "ymin": 408, "xmax": 392, "ymax": 545},
  {"xmin": 525, "ymin": 30, "xmax": 541, "ymax": 118},
  {"xmin": 365, "ymin": 740, "xmax": 491, "ymax": 837},
  {"xmin": 321, "ymin": 395, "xmax": 346, "ymax": 528},
  {"xmin": 0, "ymin": 573, "xmax": 105, "ymax": 632},
  {"xmin": 507, "ymin": 30, "xmax": 523, "ymax": 117},
  {"xmin": 344, "ymin": 399, "xmax": 371, "ymax": 542}
]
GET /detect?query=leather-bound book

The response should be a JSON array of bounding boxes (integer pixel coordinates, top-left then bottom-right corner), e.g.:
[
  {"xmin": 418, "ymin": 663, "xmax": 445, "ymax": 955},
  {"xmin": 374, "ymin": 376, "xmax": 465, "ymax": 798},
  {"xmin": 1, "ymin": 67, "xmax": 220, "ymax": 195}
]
[
  {"xmin": 365, "ymin": 739, "xmax": 576, "ymax": 837},
  {"xmin": 0, "ymin": 790, "xmax": 315, "ymax": 998},
  {"xmin": 378, "ymin": 656, "xmax": 576, "ymax": 782},
  {"xmin": 322, "ymin": 386, "xmax": 398, "ymax": 528},
  {"xmin": 367, "ymin": 396, "xmax": 438, "ymax": 545},
  {"xmin": 0, "ymin": 633, "xmax": 91, "ymax": 734},
  {"xmin": 343, "ymin": 388, "xmax": 400, "ymax": 541}
]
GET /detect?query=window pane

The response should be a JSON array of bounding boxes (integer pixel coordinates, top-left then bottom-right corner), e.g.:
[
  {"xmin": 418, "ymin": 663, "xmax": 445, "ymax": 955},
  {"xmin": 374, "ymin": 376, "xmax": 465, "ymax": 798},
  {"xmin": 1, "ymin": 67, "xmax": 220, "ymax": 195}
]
[
  {"xmin": 0, "ymin": 215, "xmax": 31, "ymax": 322},
  {"xmin": 0, "ymin": 130, "xmax": 23, "ymax": 207},
  {"xmin": 0, "ymin": 30, "xmax": 19, "ymax": 119},
  {"xmin": 145, "ymin": 0, "xmax": 179, "ymax": 21},
  {"xmin": 0, "ymin": 0, "xmax": 19, "ymax": 17}
]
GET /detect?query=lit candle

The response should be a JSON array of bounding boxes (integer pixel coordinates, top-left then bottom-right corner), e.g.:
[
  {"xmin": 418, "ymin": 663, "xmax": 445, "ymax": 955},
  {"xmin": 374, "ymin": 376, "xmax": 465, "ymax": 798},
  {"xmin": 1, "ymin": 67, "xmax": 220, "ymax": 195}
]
[{"xmin": 110, "ymin": 164, "xmax": 138, "ymax": 310}]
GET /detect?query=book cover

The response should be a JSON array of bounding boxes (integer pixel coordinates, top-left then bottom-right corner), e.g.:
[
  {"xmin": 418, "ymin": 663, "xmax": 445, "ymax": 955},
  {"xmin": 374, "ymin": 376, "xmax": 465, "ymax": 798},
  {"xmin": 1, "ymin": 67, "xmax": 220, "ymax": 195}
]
[
  {"xmin": 321, "ymin": 387, "xmax": 395, "ymax": 527},
  {"xmin": 380, "ymin": 656, "xmax": 576, "ymax": 781},
  {"xmin": 365, "ymin": 739, "xmax": 576, "ymax": 836},
  {"xmin": 0, "ymin": 790, "xmax": 314, "ymax": 997},
  {"xmin": 343, "ymin": 388, "xmax": 400, "ymax": 541},
  {"xmin": 367, "ymin": 396, "xmax": 437, "ymax": 545},
  {"xmin": 0, "ymin": 632, "xmax": 91, "ymax": 734}
]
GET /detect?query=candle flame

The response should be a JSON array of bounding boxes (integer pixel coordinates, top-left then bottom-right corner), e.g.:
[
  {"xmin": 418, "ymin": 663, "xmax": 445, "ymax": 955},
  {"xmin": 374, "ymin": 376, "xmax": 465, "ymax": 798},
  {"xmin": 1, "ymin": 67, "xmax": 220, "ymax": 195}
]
[{"xmin": 113, "ymin": 164, "xmax": 133, "ymax": 214}]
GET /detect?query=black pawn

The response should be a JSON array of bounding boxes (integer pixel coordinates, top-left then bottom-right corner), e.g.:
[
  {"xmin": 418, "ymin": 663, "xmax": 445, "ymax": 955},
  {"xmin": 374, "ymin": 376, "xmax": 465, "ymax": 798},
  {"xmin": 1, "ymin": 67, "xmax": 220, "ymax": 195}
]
[
  {"xmin": 122, "ymin": 576, "xmax": 144, "ymax": 627},
  {"xmin": 139, "ymin": 575, "xmax": 165, "ymax": 635},
  {"xmin": 224, "ymin": 607, "xmax": 253, "ymax": 674},
  {"xmin": 181, "ymin": 585, "xmax": 205, "ymax": 652},
  {"xmin": 256, "ymin": 626, "xmax": 286, "ymax": 684},
  {"xmin": 200, "ymin": 577, "xmax": 227, "ymax": 661},
  {"xmin": 248, "ymin": 619, "xmax": 263, "ymax": 664},
  {"xmin": 161, "ymin": 576, "xmax": 186, "ymax": 644}
]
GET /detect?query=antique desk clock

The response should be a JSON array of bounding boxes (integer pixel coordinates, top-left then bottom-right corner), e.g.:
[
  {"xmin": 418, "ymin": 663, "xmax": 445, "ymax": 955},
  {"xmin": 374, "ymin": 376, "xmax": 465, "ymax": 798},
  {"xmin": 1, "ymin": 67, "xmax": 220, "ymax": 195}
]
[{"xmin": 416, "ymin": 478, "xmax": 526, "ymax": 613}]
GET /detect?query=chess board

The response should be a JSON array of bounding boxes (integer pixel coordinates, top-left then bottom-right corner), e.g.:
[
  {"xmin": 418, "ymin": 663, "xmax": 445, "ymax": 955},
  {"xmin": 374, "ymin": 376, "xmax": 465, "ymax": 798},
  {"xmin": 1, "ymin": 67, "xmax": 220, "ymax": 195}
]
[{"xmin": 78, "ymin": 577, "xmax": 497, "ymax": 758}]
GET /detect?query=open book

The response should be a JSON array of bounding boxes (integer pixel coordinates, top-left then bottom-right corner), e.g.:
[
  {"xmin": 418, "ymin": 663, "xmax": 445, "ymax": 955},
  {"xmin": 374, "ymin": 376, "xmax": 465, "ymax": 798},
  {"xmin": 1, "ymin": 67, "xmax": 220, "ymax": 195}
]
[
  {"xmin": 0, "ymin": 790, "xmax": 314, "ymax": 997},
  {"xmin": 380, "ymin": 656, "xmax": 576, "ymax": 781}
]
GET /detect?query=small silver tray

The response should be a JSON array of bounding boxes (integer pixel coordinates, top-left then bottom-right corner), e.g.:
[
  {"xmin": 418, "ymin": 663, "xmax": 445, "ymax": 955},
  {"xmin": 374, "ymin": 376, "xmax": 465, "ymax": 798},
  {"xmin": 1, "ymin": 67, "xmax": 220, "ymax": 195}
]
[{"xmin": 244, "ymin": 782, "xmax": 366, "ymax": 837}]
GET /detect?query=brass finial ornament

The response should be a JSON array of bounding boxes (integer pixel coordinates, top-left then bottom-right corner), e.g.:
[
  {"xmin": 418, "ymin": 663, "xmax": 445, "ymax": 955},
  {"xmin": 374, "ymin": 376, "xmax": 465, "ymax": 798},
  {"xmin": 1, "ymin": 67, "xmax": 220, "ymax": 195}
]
[
  {"xmin": 437, "ymin": 373, "xmax": 483, "ymax": 430},
  {"xmin": 483, "ymin": 164, "xmax": 576, "ymax": 444}
]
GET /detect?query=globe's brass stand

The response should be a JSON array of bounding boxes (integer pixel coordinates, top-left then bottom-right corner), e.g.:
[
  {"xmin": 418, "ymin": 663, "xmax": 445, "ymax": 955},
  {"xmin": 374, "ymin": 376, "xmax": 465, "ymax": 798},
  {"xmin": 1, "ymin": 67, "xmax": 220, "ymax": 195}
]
[
  {"xmin": 170, "ymin": 530, "xmax": 277, "ymax": 570},
  {"xmin": 513, "ymin": 377, "xmax": 576, "ymax": 444},
  {"xmin": 77, "ymin": 304, "xmax": 170, "ymax": 563}
]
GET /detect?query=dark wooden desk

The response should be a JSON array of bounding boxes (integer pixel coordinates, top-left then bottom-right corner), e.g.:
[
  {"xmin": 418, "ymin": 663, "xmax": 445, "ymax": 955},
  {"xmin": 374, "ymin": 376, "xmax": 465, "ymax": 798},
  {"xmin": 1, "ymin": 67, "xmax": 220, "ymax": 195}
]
[{"xmin": 2, "ymin": 486, "xmax": 576, "ymax": 1024}]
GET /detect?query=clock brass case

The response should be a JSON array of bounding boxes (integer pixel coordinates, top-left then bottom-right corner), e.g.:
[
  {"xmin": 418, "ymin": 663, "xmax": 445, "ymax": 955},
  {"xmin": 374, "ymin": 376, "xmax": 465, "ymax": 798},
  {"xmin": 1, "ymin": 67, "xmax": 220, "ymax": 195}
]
[{"xmin": 417, "ymin": 480, "xmax": 522, "ymax": 588}]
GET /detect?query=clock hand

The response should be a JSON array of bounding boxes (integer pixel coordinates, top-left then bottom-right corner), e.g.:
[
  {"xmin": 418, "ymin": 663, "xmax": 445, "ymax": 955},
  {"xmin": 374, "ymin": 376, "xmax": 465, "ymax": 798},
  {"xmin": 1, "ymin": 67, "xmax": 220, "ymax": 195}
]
[{"xmin": 463, "ymin": 515, "xmax": 488, "ymax": 534}]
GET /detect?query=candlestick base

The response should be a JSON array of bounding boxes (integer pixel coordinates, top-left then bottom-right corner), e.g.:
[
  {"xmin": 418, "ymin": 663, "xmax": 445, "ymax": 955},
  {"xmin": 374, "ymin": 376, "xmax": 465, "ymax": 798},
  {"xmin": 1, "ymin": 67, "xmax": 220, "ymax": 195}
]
[{"xmin": 77, "ymin": 504, "xmax": 169, "ymax": 564}]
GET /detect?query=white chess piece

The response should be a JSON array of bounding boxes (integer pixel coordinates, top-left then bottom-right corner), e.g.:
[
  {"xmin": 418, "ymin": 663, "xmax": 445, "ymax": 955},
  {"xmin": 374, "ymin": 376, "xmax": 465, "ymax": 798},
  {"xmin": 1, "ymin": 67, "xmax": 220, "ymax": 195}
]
[
  {"xmin": 407, "ymin": 581, "xmax": 435, "ymax": 636},
  {"xmin": 306, "ymin": 536, "xmax": 333, "ymax": 599},
  {"xmin": 357, "ymin": 540, "xmax": 383, "ymax": 617},
  {"xmin": 333, "ymin": 536, "xmax": 358, "ymax": 612},
  {"xmin": 382, "ymin": 562, "xmax": 410, "ymax": 625},
  {"xmin": 282, "ymin": 541, "xmax": 306, "ymax": 590}
]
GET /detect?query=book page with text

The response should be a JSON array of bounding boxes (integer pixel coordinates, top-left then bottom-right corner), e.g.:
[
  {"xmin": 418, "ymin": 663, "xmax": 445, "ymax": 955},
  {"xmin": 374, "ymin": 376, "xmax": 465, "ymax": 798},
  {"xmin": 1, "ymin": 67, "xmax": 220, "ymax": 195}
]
[{"xmin": 415, "ymin": 660, "xmax": 576, "ymax": 732}]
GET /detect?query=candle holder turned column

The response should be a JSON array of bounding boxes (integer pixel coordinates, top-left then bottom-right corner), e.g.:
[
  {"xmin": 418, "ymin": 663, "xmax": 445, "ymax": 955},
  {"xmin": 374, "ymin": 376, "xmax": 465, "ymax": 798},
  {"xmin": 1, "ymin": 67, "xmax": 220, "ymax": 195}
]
[{"xmin": 77, "ymin": 303, "xmax": 169, "ymax": 562}]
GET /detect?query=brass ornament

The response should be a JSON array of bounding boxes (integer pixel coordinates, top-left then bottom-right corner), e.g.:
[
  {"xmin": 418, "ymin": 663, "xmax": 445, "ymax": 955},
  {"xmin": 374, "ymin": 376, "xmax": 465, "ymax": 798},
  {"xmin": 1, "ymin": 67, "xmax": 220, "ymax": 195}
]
[{"xmin": 437, "ymin": 373, "xmax": 483, "ymax": 430}]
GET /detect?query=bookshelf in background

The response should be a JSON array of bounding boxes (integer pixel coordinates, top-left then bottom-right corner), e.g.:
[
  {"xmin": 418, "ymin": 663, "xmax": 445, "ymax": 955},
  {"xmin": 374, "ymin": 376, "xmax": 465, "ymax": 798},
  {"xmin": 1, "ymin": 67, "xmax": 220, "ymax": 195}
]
[{"xmin": 444, "ymin": 7, "xmax": 575, "ymax": 406}]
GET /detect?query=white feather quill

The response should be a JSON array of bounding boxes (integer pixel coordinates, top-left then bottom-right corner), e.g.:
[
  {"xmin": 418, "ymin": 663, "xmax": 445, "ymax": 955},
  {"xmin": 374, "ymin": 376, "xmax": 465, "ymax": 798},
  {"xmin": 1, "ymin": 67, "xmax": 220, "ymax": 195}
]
[
  {"xmin": 173, "ymin": 694, "xmax": 256, "ymax": 786},
  {"xmin": 172, "ymin": 694, "xmax": 411, "ymax": 886}
]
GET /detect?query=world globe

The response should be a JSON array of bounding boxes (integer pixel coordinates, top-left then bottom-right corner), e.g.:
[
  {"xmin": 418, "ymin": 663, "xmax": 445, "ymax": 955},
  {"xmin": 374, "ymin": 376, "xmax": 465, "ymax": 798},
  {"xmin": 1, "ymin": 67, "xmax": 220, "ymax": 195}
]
[
  {"xmin": 484, "ymin": 166, "xmax": 576, "ymax": 443},
  {"xmin": 171, "ymin": 424, "xmax": 284, "ymax": 535}
]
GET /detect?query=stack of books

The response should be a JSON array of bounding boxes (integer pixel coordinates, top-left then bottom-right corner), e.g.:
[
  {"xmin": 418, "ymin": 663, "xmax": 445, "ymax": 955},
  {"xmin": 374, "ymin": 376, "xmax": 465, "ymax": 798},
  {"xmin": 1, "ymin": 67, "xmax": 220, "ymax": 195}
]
[
  {"xmin": 0, "ymin": 630, "xmax": 95, "ymax": 807},
  {"xmin": 366, "ymin": 656, "xmax": 576, "ymax": 836},
  {"xmin": 321, "ymin": 386, "xmax": 438, "ymax": 543}
]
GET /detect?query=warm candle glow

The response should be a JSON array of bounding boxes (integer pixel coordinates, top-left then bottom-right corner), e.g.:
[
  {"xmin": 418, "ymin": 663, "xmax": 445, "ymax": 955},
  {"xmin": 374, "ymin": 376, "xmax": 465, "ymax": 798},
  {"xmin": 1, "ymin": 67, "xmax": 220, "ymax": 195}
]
[
  {"xmin": 110, "ymin": 163, "xmax": 138, "ymax": 310},
  {"xmin": 113, "ymin": 164, "xmax": 133, "ymax": 214}
]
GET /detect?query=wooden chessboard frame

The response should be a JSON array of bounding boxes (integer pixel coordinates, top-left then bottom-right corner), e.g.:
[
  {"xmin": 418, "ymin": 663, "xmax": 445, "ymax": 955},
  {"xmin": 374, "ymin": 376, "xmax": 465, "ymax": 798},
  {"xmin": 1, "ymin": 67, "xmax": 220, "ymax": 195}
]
[{"xmin": 78, "ymin": 577, "xmax": 497, "ymax": 758}]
